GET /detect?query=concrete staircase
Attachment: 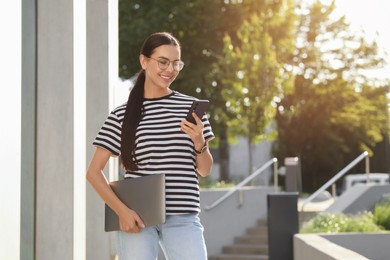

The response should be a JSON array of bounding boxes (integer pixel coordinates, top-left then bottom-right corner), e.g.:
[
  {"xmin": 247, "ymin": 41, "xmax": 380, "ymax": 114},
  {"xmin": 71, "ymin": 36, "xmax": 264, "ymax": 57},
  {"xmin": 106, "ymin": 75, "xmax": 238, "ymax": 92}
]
[
  {"xmin": 209, "ymin": 219, "xmax": 268, "ymax": 260},
  {"xmin": 208, "ymin": 212, "xmax": 321, "ymax": 260}
]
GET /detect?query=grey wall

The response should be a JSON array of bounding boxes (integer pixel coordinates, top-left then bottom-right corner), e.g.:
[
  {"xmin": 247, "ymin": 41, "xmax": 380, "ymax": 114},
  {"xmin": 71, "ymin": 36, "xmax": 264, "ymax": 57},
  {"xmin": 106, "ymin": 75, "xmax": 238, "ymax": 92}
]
[
  {"xmin": 218, "ymin": 137, "xmax": 273, "ymax": 184},
  {"xmin": 21, "ymin": 0, "xmax": 37, "ymax": 259},
  {"xmin": 86, "ymin": 0, "xmax": 112, "ymax": 259},
  {"xmin": 322, "ymin": 233, "xmax": 390, "ymax": 260},
  {"xmin": 294, "ymin": 234, "xmax": 369, "ymax": 260},
  {"xmin": 326, "ymin": 184, "xmax": 390, "ymax": 214},
  {"xmin": 36, "ymin": 1, "xmax": 75, "ymax": 259},
  {"xmin": 200, "ymin": 187, "xmax": 274, "ymax": 257},
  {"xmin": 295, "ymin": 233, "xmax": 390, "ymax": 260}
]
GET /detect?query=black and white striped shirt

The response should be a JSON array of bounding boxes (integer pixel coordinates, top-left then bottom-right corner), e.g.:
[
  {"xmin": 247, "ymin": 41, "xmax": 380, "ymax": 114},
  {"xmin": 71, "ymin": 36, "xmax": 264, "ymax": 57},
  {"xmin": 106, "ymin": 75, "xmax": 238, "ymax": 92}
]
[{"xmin": 93, "ymin": 91, "xmax": 214, "ymax": 214}]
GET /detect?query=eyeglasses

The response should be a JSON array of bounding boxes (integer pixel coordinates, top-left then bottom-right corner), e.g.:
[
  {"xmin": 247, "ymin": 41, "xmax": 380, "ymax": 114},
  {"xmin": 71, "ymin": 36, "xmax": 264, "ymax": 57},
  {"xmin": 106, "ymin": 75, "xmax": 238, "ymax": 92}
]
[{"xmin": 148, "ymin": 56, "xmax": 185, "ymax": 71}]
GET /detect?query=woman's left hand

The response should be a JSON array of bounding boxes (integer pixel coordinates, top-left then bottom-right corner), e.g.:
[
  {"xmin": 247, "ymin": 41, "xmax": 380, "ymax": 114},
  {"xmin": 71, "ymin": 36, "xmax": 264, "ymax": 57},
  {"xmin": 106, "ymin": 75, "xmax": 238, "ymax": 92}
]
[
  {"xmin": 180, "ymin": 112, "xmax": 205, "ymax": 149},
  {"xmin": 180, "ymin": 112, "xmax": 213, "ymax": 177}
]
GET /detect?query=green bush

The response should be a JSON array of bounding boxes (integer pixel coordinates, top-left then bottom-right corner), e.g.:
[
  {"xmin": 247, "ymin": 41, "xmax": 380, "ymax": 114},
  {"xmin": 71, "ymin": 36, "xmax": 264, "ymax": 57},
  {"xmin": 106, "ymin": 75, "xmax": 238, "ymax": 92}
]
[
  {"xmin": 344, "ymin": 211, "xmax": 383, "ymax": 232},
  {"xmin": 300, "ymin": 211, "xmax": 383, "ymax": 233},
  {"xmin": 199, "ymin": 176, "xmax": 235, "ymax": 189},
  {"xmin": 373, "ymin": 197, "xmax": 390, "ymax": 230}
]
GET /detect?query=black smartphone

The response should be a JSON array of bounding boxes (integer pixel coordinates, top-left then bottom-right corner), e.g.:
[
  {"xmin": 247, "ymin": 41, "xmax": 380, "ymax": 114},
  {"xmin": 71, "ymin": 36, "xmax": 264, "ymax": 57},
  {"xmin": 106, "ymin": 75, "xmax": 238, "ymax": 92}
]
[{"xmin": 186, "ymin": 100, "xmax": 209, "ymax": 124}]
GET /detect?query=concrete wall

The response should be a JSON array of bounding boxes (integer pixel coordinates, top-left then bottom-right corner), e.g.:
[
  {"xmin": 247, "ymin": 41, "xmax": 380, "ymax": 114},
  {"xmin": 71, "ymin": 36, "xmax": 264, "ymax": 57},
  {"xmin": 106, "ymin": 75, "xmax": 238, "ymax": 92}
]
[
  {"xmin": 228, "ymin": 137, "xmax": 273, "ymax": 183},
  {"xmin": 200, "ymin": 187, "xmax": 274, "ymax": 257},
  {"xmin": 20, "ymin": 1, "xmax": 37, "ymax": 259},
  {"xmin": 36, "ymin": 1, "xmax": 76, "ymax": 259},
  {"xmin": 294, "ymin": 234, "xmax": 369, "ymax": 260},
  {"xmin": 295, "ymin": 233, "xmax": 390, "ymax": 260},
  {"xmin": 326, "ymin": 184, "xmax": 390, "ymax": 214},
  {"xmin": 323, "ymin": 233, "xmax": 390, "ymax": 260},
  {"xmin": 86, "ymin": 1, "xmax": 114, "ymax": 259}
]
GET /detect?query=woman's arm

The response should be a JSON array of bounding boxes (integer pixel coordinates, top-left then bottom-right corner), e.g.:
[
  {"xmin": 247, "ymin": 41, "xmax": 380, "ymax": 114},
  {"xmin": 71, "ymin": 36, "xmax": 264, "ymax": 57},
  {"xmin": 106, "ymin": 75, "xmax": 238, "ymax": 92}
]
[
  {"xmin": 180, "ymin": 112, "xmax": 213, "ymax": 177},
  {"xmin": 86, "ymin": 147, "xmax": 145, "ymax": 232},
  {"xmin": 194, "ymin": 143, "xmax": 213, "ymax": 177}
]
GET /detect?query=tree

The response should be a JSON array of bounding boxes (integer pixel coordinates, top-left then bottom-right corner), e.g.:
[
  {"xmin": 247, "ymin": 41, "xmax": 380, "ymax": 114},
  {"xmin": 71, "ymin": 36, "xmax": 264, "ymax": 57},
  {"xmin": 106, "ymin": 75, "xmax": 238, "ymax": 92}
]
[
  {"xmin": 273, "ymin": 0, "xmax": 389, "ymax": 192},
  {"xmin": 118, "ymin": 0, "xmax": 297, "ymax": 181},
  {"xmin": 119, "ymin": 0, "xmax": 249, "ymax": 181},
  {"xmin": 119, "ymin": 0, "xmax": 246, "ymax": 95},
  {"xmin": 211, "ymin": 7, "xmax": 296, "ymax": 175}
]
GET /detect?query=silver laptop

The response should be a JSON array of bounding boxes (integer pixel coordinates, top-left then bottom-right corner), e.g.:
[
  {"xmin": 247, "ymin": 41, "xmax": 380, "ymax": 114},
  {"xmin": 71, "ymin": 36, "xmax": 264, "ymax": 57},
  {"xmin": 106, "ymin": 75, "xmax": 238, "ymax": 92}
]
[{"xmin": 105, "ymin": 173, "xmax": 165, "ymax": 232}]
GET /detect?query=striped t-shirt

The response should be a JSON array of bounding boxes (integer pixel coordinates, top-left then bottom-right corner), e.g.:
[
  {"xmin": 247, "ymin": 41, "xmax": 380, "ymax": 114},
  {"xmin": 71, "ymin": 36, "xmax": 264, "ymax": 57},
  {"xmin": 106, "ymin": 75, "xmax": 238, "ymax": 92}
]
[{"xmin": 93, "ymin": 91, "xmax": 214, "ymax": 215}]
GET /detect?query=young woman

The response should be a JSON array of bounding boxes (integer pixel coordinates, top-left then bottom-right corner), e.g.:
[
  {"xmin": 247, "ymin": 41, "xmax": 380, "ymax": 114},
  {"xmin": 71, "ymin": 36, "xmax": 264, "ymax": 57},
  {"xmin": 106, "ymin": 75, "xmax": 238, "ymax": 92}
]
[{"xmin": 86, "ymin": 32, "xmax": 214, "ymax": 260}]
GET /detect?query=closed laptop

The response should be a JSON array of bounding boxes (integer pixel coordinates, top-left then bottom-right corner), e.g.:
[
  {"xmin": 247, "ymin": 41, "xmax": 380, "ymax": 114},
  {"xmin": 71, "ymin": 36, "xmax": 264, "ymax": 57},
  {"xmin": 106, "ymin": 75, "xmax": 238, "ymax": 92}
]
[{"xmin": 105, "ymin": 173, "xmax": 165, "ymax": 232}]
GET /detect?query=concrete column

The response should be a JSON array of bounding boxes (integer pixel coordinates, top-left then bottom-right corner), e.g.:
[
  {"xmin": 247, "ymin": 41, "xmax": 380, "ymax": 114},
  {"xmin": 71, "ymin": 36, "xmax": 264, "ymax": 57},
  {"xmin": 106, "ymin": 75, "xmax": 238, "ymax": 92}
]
[
  {"xmin": 35, "ymin": 0, "xmax": 87, "ymax": 259},
  {"xmin": 86, "ymin": 0, "xmax": 117, "ymax": 259},
  {"xmin": 2, "ymin": 0, "xmax": 116, "ymax": 259},
  {"xmin": 20, "ymin": 0, "xmax": 37, "ymax": 259}
]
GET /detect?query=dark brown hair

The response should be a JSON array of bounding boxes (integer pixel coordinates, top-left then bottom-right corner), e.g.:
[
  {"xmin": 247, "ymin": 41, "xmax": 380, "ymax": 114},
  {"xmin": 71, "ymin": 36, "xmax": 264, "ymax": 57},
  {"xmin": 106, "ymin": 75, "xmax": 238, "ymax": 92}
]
[{"xmin": 121, "ymin": 32, "xmax": 181, "ymax": 171}]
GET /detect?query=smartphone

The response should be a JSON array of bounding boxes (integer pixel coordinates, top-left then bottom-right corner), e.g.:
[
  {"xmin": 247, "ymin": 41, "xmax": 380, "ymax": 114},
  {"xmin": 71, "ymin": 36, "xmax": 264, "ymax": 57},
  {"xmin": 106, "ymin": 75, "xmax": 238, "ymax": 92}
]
[{"xmin": 186, "ymin": 100, "xmax": 209, "ymax": 124}]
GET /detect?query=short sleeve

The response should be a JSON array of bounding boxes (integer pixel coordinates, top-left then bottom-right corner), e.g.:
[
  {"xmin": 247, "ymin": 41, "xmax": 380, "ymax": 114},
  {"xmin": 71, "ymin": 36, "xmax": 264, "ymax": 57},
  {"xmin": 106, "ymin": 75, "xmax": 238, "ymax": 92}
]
[
  {"xmin": 92, "ymin": 110, "xmax": 122, "ymax": 156},
  {"xmin": 201, "ymin": 115, "xmax": 215, "ymax": 142}
]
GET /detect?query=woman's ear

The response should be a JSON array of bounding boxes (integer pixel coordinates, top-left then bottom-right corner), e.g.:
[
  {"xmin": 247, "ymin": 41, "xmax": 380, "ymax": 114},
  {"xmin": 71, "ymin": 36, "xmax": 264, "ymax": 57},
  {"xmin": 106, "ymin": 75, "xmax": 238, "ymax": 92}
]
[{"xmin": 140, "ymin": 54, "xmax": 147, "ymax": 70}]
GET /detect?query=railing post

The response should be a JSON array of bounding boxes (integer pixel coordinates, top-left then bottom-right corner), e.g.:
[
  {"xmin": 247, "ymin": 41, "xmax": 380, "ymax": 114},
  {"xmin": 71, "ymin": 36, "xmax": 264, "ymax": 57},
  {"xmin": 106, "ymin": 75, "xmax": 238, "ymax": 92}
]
[
  {"xmin": 365, "ymin": 156, "xmax": 370, "ymax": 184},
  {"xmin": 284, "ymin": 157, "xmax": 302, "ymax": 193},
  {"xmin": 273, "ymin": 159, "xmax": 278, "ymax": 192},
  {"xmin": 331, "ymin": 184, "xmax": 336, "ymax": 198}
]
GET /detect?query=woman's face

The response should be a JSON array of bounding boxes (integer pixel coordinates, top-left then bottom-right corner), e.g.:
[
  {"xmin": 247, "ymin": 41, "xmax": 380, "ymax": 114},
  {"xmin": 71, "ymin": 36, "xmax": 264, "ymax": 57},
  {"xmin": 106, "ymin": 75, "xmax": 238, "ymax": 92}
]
[{"xmin": 141, "ymin": 44, "xmax": 181, "ymax": 93}]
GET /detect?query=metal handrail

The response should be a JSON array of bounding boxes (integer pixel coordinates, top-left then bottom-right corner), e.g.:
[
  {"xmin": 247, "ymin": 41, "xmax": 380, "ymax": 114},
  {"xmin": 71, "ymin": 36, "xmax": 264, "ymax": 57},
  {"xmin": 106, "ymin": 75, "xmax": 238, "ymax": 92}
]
[
  {"xmin": 300, "ymin": 151, "xmax": 369, "ymax": 211},
  {"xmin": 204, "ymin": 158, "xmax": 278, "ymax": 211}
]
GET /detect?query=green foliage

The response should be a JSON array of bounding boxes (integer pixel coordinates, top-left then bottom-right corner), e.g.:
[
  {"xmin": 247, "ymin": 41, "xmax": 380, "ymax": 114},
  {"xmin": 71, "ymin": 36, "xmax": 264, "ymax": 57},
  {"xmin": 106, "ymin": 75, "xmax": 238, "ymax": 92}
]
[
  {"xmin": 119, "ymin": 0, "xmax": 296, "ymax": 138},
  {"xmin": 212, "ymin": 2, "xmax": 297, "ymax": 142},
  {"xmin": 119, "ymin": 0, "xmax": 297, "ymax": 180},
  {"xmin": 119, "ymin": 0, "xmax": 254, "ymax": 97},
  {"xmin": 210, "ymin": 3, "xmax": 297, "ymax": 173},
  {"xmin": 301, "ymin": 199, "xmax": 390, "ymax": 234},
  {"xmin": 300, "ymin": 212, "xmax": 383, "ymax": 233},
  {"xmin": 199, "ymin": 176, "xmax": 235, "ymax": 189},
  {"xmin": 216, "ymin": 14, "xmax": 289, "ymax": 143},
  {"xmin": 119, "ymin": 0, "xmax": 390, "ymax": 183},
  {"xmin": 273, "ymin": 1, "xmax": 390, "ymax": 192},
  {"xmin": 373, "ymin": 197, "xmax": 390, "ymax": 230}
]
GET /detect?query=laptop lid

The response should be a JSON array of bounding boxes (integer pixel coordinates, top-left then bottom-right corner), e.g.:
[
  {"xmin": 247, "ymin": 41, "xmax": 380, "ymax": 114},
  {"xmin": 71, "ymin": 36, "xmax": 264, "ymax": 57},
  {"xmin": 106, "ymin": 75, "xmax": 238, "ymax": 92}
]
[{"xmin": 104, "ymin": 173, "xmax": 165, "ymax": 232}]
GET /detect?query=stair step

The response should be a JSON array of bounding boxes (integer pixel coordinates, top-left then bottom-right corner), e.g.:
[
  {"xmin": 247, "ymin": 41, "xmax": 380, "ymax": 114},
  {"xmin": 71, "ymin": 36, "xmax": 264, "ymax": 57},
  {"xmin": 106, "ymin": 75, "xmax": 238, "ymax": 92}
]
[
  {"xmin": 209, "ymin": 219, "xmax": 269, "ymax": 260},
  {"xmin": 246, "ymin": 227, "xmax": 267, "ymax": 236},
  {"xmin": 209, "ymin": 254, "xmax": 268, "ymax": 260},
  {"xmin": 257, "ymin": 219, "xmax": 267, "ymax": 227},
  {"xmin": 223, "ymin": 244, "xmax": 268, "ymax": 255},
  {"xmin": 234, "ymin": 235, "xmax": 268, "ymax": 245}
]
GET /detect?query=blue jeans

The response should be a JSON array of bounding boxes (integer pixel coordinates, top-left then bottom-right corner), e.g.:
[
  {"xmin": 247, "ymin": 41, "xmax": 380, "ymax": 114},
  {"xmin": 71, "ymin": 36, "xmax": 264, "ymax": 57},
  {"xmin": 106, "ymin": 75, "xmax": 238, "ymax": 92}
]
[{"xmin": 117, "ymin": 213, "xmax": 207, "ymax": 260}]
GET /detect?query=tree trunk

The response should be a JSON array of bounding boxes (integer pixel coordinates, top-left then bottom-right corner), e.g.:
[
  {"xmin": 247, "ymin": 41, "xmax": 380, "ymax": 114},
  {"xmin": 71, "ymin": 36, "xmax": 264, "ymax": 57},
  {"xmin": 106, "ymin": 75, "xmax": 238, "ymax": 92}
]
[
  {"xmin": 248, "ymin": 137, "xmax": 253, "ymax": 175},
  {"xmin": 219, "ymin": 124, "xmax": 230, "ymax": 181}
]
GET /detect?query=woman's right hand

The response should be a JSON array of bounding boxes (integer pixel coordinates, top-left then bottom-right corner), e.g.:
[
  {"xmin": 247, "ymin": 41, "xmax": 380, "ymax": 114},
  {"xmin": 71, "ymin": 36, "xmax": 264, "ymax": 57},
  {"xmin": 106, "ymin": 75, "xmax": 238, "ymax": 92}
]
[
  {"xmin": 86, "ymin": 147, "xmax": 146, "ymax": 233},
  {"xmin": 118, "ymin": 207, "xmax": 145, "ymax": 233}
]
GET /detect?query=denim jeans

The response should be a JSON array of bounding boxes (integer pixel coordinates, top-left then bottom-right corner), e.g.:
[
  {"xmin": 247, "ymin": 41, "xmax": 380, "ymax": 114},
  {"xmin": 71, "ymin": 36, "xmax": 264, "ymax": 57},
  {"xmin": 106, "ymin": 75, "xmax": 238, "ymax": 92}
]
[{"xmin": 117, "ymin": 213, "xmax": 207, "ymax": 260}]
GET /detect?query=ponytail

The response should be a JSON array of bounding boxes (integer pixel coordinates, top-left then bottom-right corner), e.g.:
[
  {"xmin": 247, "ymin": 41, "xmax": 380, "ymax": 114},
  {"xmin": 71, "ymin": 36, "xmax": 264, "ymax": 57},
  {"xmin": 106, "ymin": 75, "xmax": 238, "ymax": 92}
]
[
  {"xmin": 120, "ymin": 32, "xmax": 181, "ymax": 171},
  {"xmin": 121, "ymin": 70, "xmax": 145, "ymax": 171}
]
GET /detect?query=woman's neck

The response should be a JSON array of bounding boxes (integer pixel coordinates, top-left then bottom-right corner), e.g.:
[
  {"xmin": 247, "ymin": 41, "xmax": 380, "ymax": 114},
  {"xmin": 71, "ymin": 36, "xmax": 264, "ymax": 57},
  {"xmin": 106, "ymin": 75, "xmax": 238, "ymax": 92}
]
[{"xmin": 144, "ymin": 86, "xmax": 172, "ymax": 99}]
